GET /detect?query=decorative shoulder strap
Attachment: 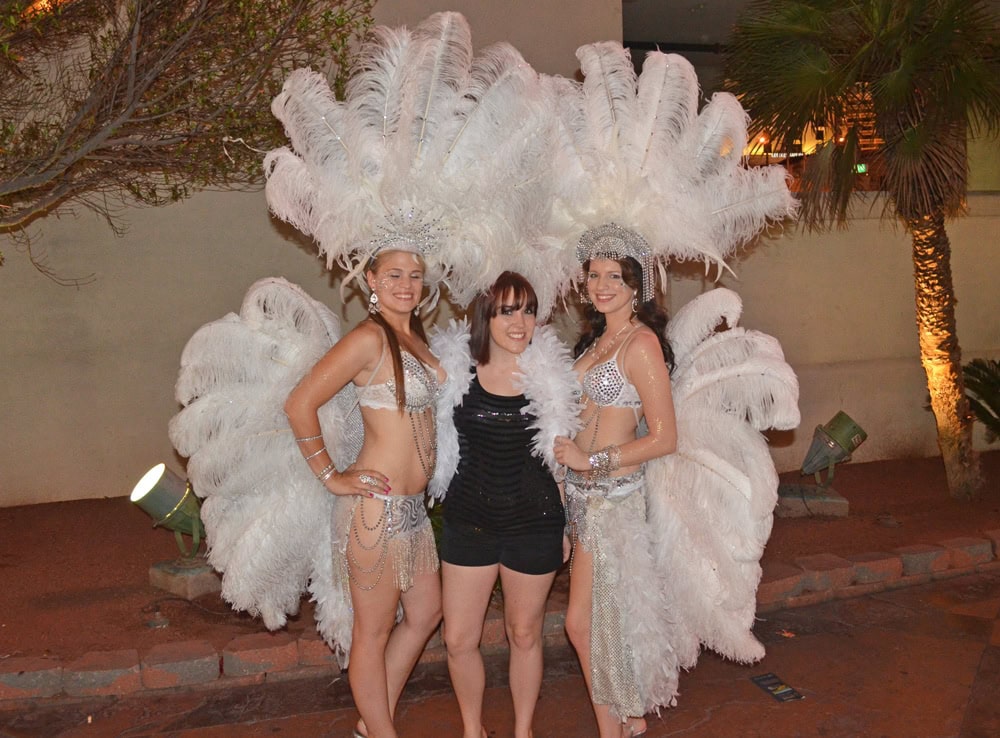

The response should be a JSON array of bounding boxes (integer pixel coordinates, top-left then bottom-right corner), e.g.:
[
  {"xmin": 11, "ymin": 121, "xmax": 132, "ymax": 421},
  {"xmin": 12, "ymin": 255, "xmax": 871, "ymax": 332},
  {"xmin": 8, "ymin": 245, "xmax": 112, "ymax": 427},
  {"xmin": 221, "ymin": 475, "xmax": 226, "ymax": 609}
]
[
  {"xmin": 611, "ymin": 324, "xmax": 644, "ymax": 365},
  {"xmin": 350, "ymin": 329, "xmax": 388, "ymax": 414}
]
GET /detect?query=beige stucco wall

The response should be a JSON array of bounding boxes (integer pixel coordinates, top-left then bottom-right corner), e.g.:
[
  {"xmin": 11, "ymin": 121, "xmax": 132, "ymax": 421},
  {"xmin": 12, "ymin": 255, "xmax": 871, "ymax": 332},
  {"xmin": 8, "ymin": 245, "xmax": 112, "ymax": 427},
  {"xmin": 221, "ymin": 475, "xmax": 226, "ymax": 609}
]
[
  {"xmin": 372, "ymin": 0, "xmax": 622, "ymax": 77},
  {"xmin": 2, "ymin": 2, "xmax": 998, "ymax": 507},
  {"xmin": 667, "ymin": 193, "xmax": 1000, "ymax": 473}
]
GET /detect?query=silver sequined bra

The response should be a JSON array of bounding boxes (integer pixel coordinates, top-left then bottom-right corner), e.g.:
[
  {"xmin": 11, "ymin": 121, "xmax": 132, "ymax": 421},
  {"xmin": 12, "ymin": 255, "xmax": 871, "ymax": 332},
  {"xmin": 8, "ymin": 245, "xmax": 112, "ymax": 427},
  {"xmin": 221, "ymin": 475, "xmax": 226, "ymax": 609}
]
[
  {"xmin": 580, "ymin": 347, "xmax": 642, "ymax": 409},
  {"xmin": 359, "ymin": 351, "xmax": 440, "ymax": 412}
]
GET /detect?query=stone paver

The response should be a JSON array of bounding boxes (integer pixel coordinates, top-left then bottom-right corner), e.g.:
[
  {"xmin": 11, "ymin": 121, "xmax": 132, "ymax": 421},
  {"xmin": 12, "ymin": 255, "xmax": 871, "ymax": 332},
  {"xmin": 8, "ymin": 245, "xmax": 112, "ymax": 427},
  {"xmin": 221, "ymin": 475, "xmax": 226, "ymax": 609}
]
[
  {"xmin": 222, "ymin": 633, "xmax": 298, "ymax": 678},
  {"xmin": 0, "ymin": 656, "xmax": 62, "ymax": 700},
  {"xmin": 757, "ymin": 562, "xmax": 804, "ymax": 605},
  {"xmin": 794, "ymin": 553, "xmax": 855, "ymax": 592},
  {"xmin": 939, "ymin": 536, "xmax": 994, "ymax": 568},
  {"xmin": 983, "ymin": 529, "xmax": 1000, "ymax": 557},
  {"xmin": 894, "ymin": 544, "xmax": 950, "ymax": 575},
  {"xmin": 63, "ymin": 649, "xmax": 142, "ymax": 697},
  {"xmin": 141, "ymin": 640, "xmax": 220, "ymax": 690},
  {"xmin": 296, "ymin": 630, "xmax": 342, "ymax": 669},
  {"xmin": 847, "ymin": 551, "xmax": 903, "ymax": 583}
]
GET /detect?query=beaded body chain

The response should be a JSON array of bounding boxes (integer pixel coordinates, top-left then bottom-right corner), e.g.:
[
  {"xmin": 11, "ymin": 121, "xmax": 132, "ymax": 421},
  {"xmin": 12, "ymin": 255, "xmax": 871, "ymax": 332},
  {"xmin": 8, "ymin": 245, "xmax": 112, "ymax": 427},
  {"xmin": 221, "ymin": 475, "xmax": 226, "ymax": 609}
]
[
  {"xmin": 347, "ymin": 350, "xmax": 439, "ymax": 590},
  {"xmin": 348, "ymin": 498, "xmax": 391, "ymax": 591},
  {"xmin": 387, "ymin": 351, "xmax": 439, "ymax": 481}
]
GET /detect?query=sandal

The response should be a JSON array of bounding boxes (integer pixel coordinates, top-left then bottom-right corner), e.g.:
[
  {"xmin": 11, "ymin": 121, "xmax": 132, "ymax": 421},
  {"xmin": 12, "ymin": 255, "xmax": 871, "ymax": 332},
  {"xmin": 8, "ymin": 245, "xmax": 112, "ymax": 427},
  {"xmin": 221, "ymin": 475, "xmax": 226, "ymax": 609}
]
[{"xmin": 624, "ymin": 718, "xmax": 647, "ymax": 737}]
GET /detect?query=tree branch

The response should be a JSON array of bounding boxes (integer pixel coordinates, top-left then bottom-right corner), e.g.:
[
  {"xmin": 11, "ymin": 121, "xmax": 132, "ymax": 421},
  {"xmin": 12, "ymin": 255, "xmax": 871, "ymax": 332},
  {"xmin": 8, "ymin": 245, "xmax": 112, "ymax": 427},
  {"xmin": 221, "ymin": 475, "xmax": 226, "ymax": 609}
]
[{"xmin": 0, "ymin": 0, "xmax": 375, "ymax": 255}]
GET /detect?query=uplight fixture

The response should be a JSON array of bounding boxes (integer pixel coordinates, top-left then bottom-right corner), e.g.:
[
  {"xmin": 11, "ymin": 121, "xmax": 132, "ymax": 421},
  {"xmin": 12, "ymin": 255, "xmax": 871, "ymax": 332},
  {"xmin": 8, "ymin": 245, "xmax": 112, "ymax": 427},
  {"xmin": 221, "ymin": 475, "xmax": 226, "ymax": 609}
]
[{"xmin": 130, "ymin": 463, "xmax": 205, "ymax": 558}]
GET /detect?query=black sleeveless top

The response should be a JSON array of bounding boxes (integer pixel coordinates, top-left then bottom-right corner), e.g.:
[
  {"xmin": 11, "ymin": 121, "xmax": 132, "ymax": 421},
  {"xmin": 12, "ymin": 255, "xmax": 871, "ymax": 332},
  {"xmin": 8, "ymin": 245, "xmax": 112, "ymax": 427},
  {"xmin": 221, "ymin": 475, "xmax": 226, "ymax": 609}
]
[{"xmin": 443, "ymin": 373, "xmax": 564, "ymax": 534}]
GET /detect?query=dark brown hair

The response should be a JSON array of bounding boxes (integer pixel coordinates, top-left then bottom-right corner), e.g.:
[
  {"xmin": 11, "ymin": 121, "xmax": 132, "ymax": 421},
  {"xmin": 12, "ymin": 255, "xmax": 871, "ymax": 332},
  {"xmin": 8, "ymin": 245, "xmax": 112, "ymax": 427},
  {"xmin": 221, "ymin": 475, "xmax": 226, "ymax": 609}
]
[
  {"xmin": 365, "ymin": 251, "xmax": 429, "ymax": 411},
  {"xmin": 469, "ymin": 271, "xmax": 538, "ymax": 365},
  {"xmin": 573, "ymin": 256, "xmax": 674, "ymax": 371}
]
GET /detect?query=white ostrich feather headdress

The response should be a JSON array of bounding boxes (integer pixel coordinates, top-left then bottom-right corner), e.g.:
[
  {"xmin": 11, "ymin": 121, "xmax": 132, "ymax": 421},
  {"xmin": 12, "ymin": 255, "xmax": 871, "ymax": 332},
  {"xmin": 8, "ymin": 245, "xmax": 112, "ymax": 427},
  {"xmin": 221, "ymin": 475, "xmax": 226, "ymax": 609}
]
[
  {"xmin": 263, "ymin": 12, "xmax": 556, "ymax": 312},
  {"xmin": 545, "ymin": 42, "xmax": 798, "ymax": 301}
]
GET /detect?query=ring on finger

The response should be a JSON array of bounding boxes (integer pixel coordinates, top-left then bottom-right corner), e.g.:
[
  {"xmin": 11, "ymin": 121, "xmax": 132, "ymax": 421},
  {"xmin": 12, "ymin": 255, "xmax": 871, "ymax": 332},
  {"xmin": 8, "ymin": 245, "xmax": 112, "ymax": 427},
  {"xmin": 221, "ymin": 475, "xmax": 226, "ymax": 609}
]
[{"xmin": 358, "ymin": 473, "xmax": 376, "ymax": 486}]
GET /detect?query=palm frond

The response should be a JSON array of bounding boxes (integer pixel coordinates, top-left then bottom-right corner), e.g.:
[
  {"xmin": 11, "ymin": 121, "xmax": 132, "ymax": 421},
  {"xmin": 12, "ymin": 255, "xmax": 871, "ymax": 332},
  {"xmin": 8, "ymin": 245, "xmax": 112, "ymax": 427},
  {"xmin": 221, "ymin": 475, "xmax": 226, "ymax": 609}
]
[
  {"xmin": 964, "ymin": 358, "xmax": 1000, "ymax": 442},
  {"xmin": 724, "ymin": 0, "xmax": 1000, "ymax": 228}
]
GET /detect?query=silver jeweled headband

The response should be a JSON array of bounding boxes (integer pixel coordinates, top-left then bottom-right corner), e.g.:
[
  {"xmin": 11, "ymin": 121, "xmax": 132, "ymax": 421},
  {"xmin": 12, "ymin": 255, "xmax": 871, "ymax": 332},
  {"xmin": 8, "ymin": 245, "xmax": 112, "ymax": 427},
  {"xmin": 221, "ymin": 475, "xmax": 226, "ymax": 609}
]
[
  {"xmin": 370, "ymin": 207, "xmax": 445, "ymax": 258},
  {"xmin": 577, "ymin": 223, "xmax": 655, "ymax": 303}
]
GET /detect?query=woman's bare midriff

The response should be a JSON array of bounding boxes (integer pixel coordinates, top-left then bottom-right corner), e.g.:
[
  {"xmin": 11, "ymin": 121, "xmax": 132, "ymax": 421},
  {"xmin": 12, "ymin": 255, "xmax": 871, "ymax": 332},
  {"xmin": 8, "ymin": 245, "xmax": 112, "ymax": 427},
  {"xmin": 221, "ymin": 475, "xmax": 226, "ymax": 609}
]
[
  {"xmin": 575, "ymin": 399, "xmax": 644, "ymax": 477},
  {"xmin": 354, "ymin": 407, "xmax": 436, "ymax": 494}
]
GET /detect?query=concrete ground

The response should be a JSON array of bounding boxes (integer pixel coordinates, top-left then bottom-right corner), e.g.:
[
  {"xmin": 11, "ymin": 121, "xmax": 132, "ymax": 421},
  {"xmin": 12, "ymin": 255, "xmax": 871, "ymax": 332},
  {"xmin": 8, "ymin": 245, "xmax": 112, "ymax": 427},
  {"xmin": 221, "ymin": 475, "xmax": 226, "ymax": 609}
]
[{"xmin": 4, "ymin": 569, "xmax": 999, "ymax": 738}]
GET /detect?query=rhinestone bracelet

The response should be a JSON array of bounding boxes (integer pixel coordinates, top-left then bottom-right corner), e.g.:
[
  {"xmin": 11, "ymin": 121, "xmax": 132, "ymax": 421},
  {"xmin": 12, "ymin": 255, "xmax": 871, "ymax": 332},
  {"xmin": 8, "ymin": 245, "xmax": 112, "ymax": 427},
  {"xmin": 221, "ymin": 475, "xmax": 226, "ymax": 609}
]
[{"xmin": 588, "ymin": 445, "xmax": 621, "ymax": 480}]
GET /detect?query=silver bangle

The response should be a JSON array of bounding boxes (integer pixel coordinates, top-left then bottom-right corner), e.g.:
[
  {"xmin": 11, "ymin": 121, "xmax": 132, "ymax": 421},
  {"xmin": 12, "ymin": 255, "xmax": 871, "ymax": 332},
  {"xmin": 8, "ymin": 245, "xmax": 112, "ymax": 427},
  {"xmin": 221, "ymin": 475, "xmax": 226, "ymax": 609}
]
[
  {"xmin": 304, "ymin": 446, "xmax": 327, "ymax": 460},
  {"xmin": 296, "ymin": 433, "xmax": 323, "ymax": 443},
  {"xmin": 607, "ymin": 444, "xmax": 622, "ymax": 471},
  {"xmin": 316, "ymin": 462, "xmax": 336, "ymax": 481}
]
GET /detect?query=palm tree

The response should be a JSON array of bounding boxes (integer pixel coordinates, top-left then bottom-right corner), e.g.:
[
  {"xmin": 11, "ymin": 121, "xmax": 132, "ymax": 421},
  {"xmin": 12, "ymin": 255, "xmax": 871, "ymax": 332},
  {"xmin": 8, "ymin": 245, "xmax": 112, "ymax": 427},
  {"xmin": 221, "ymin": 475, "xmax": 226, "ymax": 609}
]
[{"xmin": 724, "ymin": 0, "xmax": 1000, "ymax": 499}]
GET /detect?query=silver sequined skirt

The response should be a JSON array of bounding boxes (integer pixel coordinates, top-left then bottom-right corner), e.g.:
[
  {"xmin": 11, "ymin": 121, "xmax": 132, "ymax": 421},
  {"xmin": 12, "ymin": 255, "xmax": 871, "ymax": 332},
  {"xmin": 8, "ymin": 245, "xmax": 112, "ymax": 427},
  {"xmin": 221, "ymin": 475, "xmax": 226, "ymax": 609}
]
[{"xmin": 566, "ymin": 470, "xmax": 647, "ymax": 720}]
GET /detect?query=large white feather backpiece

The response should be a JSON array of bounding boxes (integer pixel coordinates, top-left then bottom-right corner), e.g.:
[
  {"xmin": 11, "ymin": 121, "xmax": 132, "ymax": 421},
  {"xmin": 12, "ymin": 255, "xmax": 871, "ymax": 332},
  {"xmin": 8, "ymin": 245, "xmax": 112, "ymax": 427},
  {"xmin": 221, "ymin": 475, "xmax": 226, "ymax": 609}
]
[
  {"xmin": 168, "ymin": 278, "xmax": 363, "ymax": 665},
  {"xmin": 646, "ymin": 287, "xmax": 800, "ymax": 680},
  {"xmin": 544, "ymin": 43, "xmax": 797, "ymax": 296},
  {"xmin": 264, "ymin": 12, "xmax": 559, "ymax": 316}
]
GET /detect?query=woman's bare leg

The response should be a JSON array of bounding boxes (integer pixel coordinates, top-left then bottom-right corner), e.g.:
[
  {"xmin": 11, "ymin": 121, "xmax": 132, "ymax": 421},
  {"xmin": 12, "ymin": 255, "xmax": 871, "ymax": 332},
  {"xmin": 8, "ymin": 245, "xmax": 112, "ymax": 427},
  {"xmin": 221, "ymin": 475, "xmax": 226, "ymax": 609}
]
[
  {"xmin": 347, "ymin": 520, "xmax": 403, "ymax": 738},
  {"xmin": 565, "ymin": 544, "xmax": 624, "ymax": 738},
  {"xmin": 348, "ymin": 500, "xmax": 441, "ymax": 738},
  {"xmin": 385, "ymin": 566, "xmax": 442, "ymax": 714},
  {"xmin": 442, "ymin": 562, "xmax": 497, "ymax": 738},
  {"xmin": 499, "ymin": 566, "xmax": 557, "ymax": 738}
]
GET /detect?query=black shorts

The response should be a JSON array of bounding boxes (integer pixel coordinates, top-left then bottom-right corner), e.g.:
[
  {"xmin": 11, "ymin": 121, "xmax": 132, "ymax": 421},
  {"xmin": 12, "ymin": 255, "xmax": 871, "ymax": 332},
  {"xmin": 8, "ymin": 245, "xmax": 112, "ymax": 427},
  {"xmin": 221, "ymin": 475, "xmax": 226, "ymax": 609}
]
[{"xmin": 440, "ymin": 519, "xmax": 563, "ymax": 575}]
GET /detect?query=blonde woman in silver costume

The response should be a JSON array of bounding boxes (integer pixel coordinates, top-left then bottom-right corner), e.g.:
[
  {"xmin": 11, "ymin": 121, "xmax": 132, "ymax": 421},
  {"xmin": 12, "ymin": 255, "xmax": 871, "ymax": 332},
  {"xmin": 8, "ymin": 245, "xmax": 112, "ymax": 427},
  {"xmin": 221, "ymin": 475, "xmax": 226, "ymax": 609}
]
[
  {"xmin": 554, "ymin": 244, "xmax": 678, "ymax": 738},
  {"xmin": 285, "ymin": 249, "xmax": 444, "ymax": 738}
]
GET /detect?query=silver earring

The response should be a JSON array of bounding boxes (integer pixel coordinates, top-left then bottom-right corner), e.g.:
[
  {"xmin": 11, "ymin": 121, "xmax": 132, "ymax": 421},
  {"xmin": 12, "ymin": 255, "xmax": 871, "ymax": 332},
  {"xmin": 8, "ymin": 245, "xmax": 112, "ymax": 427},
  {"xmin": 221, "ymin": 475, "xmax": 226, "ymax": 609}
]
[
  {"xmin": 368, "ymin": 292, "xmax": 380, "ymax": 315},
  {"xmin": 631, "ymin": 295, "xmax": 638, "ymax": 313},
  {"xmin": 580, "ymin": 291, "xmax": 592, "ymax": 305}
]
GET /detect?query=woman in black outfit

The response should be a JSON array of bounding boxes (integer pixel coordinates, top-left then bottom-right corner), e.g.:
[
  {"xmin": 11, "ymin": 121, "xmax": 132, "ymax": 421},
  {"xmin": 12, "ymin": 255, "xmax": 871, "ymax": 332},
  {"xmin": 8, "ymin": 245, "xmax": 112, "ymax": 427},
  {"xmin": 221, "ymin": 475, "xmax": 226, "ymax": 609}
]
[{"xmin": 430, "ymin": 271, "xmax": 577, "ymax": 738}]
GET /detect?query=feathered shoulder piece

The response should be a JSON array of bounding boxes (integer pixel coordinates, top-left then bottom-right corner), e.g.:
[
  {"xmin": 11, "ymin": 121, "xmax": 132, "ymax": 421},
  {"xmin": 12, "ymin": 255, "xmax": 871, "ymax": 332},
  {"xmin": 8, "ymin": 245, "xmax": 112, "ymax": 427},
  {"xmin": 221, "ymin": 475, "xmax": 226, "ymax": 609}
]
[
  {"xmin": 264, "ymin": 12, "xmax": 558, "ymax": 311},
  {"xmin": 543, "ymin": 43, "xmax": 798, "ymax": 298},
  {"xmin": 514, "ymin": 324, "xmax": 581, "ymax": 474},
  {"xmin": 427, "ymin": 321, "xmax": 580, "ymax": 496},
  {"xmin": 428, "ymin": 319, "xmax": 474, "ymax": 501}
]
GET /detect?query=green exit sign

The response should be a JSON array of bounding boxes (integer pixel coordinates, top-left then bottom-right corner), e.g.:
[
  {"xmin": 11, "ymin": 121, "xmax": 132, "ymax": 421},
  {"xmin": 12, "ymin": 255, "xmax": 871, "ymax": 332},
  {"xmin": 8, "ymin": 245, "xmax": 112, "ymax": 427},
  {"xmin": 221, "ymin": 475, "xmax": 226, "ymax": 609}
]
[{"xmin": 855, "ymin": 163, "xmax": 868, "ymax": 174}]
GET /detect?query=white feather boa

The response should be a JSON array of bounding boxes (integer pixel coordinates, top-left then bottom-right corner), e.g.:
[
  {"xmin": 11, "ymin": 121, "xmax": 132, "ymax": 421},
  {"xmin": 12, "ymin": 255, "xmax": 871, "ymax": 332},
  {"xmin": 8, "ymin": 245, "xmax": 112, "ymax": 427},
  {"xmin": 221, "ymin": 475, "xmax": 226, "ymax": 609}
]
[{"xmin": 428, "ymin": 320, "xmax": 580, "ymax": 500}]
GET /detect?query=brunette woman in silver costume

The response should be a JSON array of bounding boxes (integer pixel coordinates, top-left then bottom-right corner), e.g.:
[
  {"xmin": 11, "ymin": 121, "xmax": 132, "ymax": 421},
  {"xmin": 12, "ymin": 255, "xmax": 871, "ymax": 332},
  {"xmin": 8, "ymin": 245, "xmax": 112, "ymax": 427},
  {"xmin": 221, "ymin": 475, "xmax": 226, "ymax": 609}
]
[{"xmin": 554, "ymin": 249, "xmax": 678, "ymax": 738}]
